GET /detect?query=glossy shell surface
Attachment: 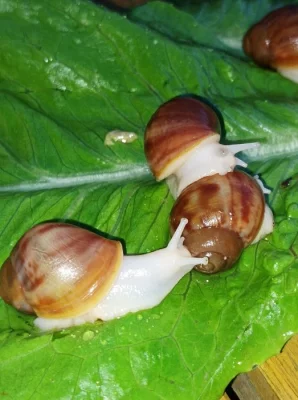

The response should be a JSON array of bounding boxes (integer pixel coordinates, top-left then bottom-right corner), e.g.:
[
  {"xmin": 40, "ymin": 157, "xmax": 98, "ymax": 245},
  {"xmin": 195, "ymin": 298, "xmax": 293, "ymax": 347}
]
[
  {"xmin": 171, "ymin": 171, "xmax": 265, "ymax": 247},
  {"xmin": 145, "ymin": 97, "xmax": 221, "ymax": 180},
  {"xmin": 0, "ymin": 223, "xmax": 123, "ymax": 318},
  {"xmin": 243, "ymin": 5, "xmax": 298, "ymax": 69}
]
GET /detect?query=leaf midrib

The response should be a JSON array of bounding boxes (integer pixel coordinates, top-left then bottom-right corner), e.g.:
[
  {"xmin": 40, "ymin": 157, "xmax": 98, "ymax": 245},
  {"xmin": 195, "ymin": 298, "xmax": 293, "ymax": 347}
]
[{"xmin": 0, "ymin": 165, "xmax": 151, "ymax": 193}]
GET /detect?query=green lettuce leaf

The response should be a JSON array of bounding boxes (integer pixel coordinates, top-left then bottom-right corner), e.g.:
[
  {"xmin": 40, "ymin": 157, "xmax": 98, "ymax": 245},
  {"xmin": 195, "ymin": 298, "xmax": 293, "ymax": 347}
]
[
  {"xmin": 131, "ymin": 0, "xmax": 295, "ymax": 58},
  {"xmin": 0, "ymin": 1, "xmax": 298, "ymax": 399}
]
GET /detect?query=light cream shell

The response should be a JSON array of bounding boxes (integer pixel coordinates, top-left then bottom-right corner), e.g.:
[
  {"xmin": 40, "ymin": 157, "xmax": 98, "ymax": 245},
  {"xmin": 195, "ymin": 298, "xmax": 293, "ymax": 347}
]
[{"xmin": 0, "ymin": 223, "xmax": 123, "ymax": 318}]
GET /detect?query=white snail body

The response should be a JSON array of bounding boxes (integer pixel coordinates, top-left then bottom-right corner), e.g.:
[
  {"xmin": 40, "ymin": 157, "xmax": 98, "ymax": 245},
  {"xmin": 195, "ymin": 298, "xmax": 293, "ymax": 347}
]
[
  {"xmin": 145, "ymin": 96, "xmax": 274, "ymax": 273},
  {"xmin": 0, "ymin": 219, "xmax": 207, "ymax": 331},
  {"xmin": 166, "ymin": 138, "xmax": 260, "ymax": 199}
]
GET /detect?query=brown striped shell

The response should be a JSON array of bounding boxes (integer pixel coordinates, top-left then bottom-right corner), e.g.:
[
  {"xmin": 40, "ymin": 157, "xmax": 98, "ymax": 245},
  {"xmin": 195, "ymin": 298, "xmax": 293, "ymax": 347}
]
[
  {"xmin": 243, "ymin": 5, "xmax": 298, "ymax": 70},
  {"xmin": 170, "ymin": 171, "xmax": 265, "ymax": 273},
  {"xmin": 0, "ymin": 223, "xmax": 123, "ymax": 318},
  {"xmin": 144, "ymin": 97, "xmax": 221, "ymax": 181}
]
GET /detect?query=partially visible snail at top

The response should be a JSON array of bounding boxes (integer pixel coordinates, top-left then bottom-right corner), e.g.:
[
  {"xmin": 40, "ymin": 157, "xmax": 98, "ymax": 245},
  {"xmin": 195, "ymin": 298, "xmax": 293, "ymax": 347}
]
[
  {"xmin": 145, "ymin": 96, "xmax": 274, "ymax": 273},
  {"xmin": 243, "ymin": 5, "xmax": 298, "ymax": 83},
  {"xmin": 0, "ymin": 218, "xmax": 207, "ymax": 331}
]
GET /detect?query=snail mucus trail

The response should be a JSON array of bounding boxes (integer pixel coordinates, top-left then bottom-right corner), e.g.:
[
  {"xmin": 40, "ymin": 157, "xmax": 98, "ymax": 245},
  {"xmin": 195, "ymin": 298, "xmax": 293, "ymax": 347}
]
[
  {"xmin": 0, "ymin": 219, "xmax": 207, "ymax": 331},
  {"xmin": 144, "ymin": 96, "xmax": 274, "ymax": 273},
  {"xmin": 243, "ymin": 5, "xmax": 298, "ymax": 83}
]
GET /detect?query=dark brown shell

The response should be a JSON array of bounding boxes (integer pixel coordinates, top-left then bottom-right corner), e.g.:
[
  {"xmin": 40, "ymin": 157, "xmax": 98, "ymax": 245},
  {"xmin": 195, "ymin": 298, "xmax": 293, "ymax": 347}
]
[
  {"xmin": 0, "ymin": 223, "xmax": 123, "ymax": 318},
  {"xmin": 170, "ymin": 171, "xmax": 265, "ymax": 273},
  {"xmin": 183, "ymin": 228, "xmax": 243, "ymax": 274},
  {"xmin": 144, "ymin": 97, "xmax": 221, "ymax": 181},
  {"xmin": 243, "ymin": 5, "xmax": 298, "ymax": 69}
]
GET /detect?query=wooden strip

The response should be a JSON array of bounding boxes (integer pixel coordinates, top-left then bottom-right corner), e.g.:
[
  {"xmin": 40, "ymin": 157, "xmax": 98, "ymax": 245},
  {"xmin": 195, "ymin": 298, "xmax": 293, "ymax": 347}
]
[
  {"xmin": 259, "ymin": 335, "xmax": 298, "ymax": 399},
  {"xmin": 233, "ymin": 368, "xmax": 279, "ymax": 399},
  {"xmin": 231, "ymin": 335, "xmax": 298, "ymax": 399},
  {"xmin": 233, "ymin": 372, "xmax": 264, "ymax": 399}
]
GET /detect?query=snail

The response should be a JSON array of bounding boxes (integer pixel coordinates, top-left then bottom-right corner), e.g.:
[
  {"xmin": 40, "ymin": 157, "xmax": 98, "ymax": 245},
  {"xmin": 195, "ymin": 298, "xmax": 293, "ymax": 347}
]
[
  {"xmin": 144, "ymin": 96, "xmax": 274, "ymax": 273},
  {"xmin": 145, "ymin": 96, "xmax": 259, "ymax": 199},
  {"xmin": 243, "ymin": 5, "xmax": 298, "ymax": 83},
  {"xmin": 170, "ymin": 171, "xmax": 273, "ymax": 273},
  {"xmin": 0, "ymin": 218, "xmax": 207, "ymax": 331}
]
